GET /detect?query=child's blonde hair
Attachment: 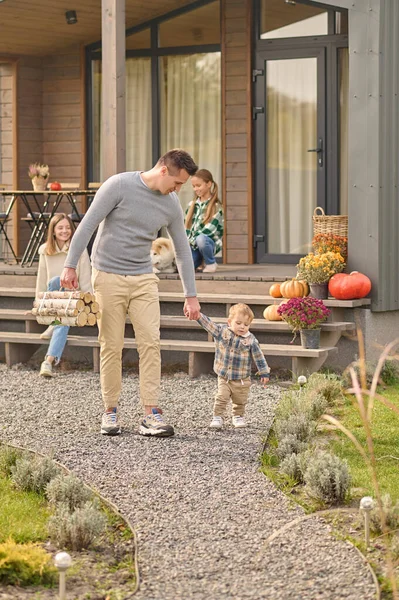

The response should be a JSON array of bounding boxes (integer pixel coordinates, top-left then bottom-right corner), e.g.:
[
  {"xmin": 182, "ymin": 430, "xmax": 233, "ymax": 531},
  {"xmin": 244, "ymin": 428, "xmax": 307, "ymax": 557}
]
[
  {"xmin": 228, "ymin": 303, "xmax": 254, "ymax": 323},
  {"xmin": 185, "ymin": 168, "xmax": 221, "ymax": 228},
  {"xmin": 44, "ymin": 213, "xmax": 74, "ymax": 256}
]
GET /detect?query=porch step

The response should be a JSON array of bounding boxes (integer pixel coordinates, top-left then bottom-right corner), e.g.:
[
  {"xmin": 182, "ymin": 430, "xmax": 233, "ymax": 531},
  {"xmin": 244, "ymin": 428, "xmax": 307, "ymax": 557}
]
[
  {"xmin": 0, "ymin": 331, "xmax": 337, "ymax": 379},
  {"xmin": 0, "ymin": 287, "xmax": 372, "ymax": 308},
  {"xmin": 0, "ymin": 309, "xmax": 355, "ymax": 348}
]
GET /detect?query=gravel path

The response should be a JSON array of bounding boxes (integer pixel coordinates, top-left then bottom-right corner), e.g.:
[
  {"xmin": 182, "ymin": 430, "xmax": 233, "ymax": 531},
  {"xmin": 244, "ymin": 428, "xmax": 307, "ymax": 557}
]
[{"xmin": 0, "ymin": 365, "xmax": 375, "ymax": 600}]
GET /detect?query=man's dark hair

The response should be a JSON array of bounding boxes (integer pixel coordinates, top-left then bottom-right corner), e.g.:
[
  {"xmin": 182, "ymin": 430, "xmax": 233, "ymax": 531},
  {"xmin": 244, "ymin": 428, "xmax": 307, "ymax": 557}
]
[{"xmin": 158, "ymin": 149, "xmax": 198, "ymax": 176}]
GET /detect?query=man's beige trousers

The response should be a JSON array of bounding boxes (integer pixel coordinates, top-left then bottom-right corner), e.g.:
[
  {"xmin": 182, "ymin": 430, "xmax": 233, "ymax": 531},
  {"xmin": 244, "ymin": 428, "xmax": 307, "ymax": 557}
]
[{"xmin": 93, "ymin": 268, "xmax": 161, "ymax": 409}]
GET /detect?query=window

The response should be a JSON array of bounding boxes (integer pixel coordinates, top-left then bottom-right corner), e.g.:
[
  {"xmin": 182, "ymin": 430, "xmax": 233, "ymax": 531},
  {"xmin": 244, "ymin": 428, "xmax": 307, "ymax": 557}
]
[
  {"xmin": 88, "ymin": 0, "xmax": 221, "ymax": 214},
  {"xmin": 159, "ymin": 2, "xmax": 220, "ymax": 47},
  {"xmin": 260, "ymin": 0, "xmax": 329, "ymax": 39},
  {"xmin": 91, "ymin": 58, "xmax": 152, "ymax": 183},
  {"xmin": 160, "ymin": 53, "xmax": 221, "ymax": 210}
]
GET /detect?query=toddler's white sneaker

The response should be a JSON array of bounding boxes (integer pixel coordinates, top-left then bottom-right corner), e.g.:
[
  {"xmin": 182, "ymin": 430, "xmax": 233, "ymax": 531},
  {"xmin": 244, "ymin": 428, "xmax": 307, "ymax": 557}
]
[
  {"xmin": 209, "ymin": 416, "xmax": 223, "ymax": 429},
  {"xmin": 232, "ymin": 416, "xmax": 247, "ymax": 428}
]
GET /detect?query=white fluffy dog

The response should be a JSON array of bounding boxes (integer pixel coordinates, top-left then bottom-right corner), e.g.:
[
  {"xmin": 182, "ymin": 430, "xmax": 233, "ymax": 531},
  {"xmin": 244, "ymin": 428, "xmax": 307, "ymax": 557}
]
[{"xmin": 151, "ymin": 237, "xmax": 177, "ymax": 273}]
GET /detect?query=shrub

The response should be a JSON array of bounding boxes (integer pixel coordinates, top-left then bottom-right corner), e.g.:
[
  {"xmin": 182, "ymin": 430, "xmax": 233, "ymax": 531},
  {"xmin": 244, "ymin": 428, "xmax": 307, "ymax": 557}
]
[
  {"xmin": 275, "ymin": 435, "xmax": 308, "ymax": 460},
  {"xmin": 275, "ymin": 413, "xmax": 317, "ymax": 444},
  {"xmin": 0, "ymin": 446, "xmax": 25, "ymax": 478},
  {"xmin": 380, "ymin": 359, "xmax": 399, "ymax": 386},
  {"xmin": 275, "ymin": 387, "xmax": 328, "ymax": 424},
  {"xmin": 46, "ymin": 474, "xmax": 93, "ymax": 512},
  {"xmin": 370, "ymin": 494, "xmax": 399, "ymax": 534},
  {"xmin": 279, "ymin": 452, "xmax": 310, "ymax": 483},
  {"xmin": 0, "ymin": 538, "xmax": 56, "ymax": 586},
  {"xmin": 48, "ymin": 502, "xmax": 107, "ymax": 551},
  {"xmin": 11, "ymin": 456, "xmax": 59, "ymax": 494},
  {"xmin": 305, "ymin": 372, "xmax": 343, "ymax": 405},
  {"xmin": 304, "ymin": 451, "xmax": 351, "ymax": 504}
]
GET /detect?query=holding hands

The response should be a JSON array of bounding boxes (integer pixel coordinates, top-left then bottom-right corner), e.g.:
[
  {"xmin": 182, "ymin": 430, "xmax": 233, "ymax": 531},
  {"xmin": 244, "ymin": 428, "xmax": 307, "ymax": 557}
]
[{"xmin": 184, "ymin": 296, "xmax": 201, "ymax": 320}]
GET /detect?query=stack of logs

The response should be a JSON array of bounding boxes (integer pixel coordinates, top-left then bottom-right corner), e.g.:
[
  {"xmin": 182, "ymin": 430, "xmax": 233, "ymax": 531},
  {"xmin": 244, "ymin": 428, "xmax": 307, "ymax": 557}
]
[{"xmin": 32, "ymin": 291, "xmax": 100, "ymax": 327}]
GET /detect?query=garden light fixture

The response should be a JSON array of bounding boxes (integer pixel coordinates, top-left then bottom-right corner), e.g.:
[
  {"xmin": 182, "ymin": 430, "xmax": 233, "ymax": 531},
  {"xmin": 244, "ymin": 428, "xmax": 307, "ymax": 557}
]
[
  {"xmin": 54, "ymin": 552, "xmax": 72, "ymax": 600},
  {"xmin": 359, "ymin": 496, "xmax": 374, "ymax": 549}
]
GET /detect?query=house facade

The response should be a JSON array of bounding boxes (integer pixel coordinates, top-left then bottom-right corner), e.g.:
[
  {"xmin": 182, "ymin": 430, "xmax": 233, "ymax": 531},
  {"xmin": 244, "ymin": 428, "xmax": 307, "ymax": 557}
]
[{"xmin": 0, "ymin": 0, "xmax": 398, "ymax": 343}]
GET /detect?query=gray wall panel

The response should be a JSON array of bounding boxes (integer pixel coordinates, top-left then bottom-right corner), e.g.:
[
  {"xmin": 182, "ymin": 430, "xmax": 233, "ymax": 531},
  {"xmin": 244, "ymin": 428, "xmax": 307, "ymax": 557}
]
[
  {"xmin": 318, "ymin": 0, "xmax": 399, "ymax": 311},
  {"xmin": 378, "ymin": 0, "xmax": 399, "ymax": 311}
]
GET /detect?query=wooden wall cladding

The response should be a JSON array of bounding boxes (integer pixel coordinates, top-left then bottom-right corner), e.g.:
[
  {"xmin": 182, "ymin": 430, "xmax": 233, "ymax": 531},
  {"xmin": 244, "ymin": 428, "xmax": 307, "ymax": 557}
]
[{"xmin": 222, "ymin": 0, "xmax": 252, "ymax": 264}]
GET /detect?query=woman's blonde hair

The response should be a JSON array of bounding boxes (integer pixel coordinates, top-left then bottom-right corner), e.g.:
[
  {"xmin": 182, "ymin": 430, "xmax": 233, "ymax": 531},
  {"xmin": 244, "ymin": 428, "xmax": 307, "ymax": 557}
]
[
  {"xmin": 185, "ymin": 169, "xmax": 221, "ymax": 228},
  {"xmin": 44, "ymin": 213, "xmax": 74, "ymax": 256}
]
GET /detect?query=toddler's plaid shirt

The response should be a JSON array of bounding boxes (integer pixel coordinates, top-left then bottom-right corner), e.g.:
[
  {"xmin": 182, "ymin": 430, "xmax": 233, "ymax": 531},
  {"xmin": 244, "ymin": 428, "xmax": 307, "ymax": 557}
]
[{"xmin": 197, "ymin": 313, "xmax": 270, "ymax": 380}]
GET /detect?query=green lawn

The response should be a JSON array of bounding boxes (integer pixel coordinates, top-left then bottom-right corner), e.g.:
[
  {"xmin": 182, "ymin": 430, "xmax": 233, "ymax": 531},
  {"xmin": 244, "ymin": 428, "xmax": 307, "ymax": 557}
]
[
  {"xmin": 329, "ymin": 387, "xmax": 399, "ymax": 502},
  {"xmin": 0, "ymin": 475, "xmax": 50, "ymax": 543}
]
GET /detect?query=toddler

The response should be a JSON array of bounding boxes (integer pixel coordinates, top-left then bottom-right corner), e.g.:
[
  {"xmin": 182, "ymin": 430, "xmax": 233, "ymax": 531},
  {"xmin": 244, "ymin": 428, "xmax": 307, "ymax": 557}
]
[{"xmin": 197, "ymin": 303, "xmax": 270, "ymax": 429}]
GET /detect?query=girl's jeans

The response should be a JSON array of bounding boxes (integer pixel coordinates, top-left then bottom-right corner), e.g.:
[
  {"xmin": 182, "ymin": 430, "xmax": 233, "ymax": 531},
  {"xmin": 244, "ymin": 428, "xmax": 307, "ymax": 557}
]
[
  {"xmin": 46, "ymin": 276, "xmax": 69, "ymax": 364},
  {"xmin": 191, "ymin": 234, "xmax": 216, "ymax": 269}
]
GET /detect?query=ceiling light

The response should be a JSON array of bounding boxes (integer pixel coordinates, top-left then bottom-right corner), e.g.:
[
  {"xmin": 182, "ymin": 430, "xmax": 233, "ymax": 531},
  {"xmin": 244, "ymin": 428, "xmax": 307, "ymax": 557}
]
[{"xmin": 65, "ymin": 10, "xmax": 78, "ymax": 25}]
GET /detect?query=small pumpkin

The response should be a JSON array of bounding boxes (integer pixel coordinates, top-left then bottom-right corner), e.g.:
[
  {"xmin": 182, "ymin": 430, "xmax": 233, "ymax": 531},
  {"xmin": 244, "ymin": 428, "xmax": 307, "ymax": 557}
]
[
  {"xmin": 280, "ymin": 279, "xmax": 309, "ymax": 299},
  {"xmin": 328, "ymin": 271, "xmax": 371, "ymax": 300},
  {"xmin": 269, "ymin": 283, "xmax": 282, "ymax": 298},
  {"xmin": 263, "ymin": 304, "xmax": 283, "ymax": 321}
]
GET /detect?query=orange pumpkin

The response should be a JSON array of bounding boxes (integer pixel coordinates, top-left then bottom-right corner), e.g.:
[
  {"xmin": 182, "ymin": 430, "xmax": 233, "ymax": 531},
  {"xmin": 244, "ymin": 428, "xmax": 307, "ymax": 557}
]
[
  {"xmin": 269, "ymin": 283, "xmax": 282, "ymax": 298},
  {"xmin": 280, "ymin": 279, "xmax": 309, "ymax": 299},
  {"xmin": 263, "ymin": 304, "xmax": 283, "ymax": 321}
]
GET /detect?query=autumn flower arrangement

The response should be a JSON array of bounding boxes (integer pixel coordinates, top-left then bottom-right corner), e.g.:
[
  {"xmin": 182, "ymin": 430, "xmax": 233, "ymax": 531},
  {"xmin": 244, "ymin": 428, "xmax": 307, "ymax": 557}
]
[
  {"xmin": 312, "ymin": 233, "xmax": 348, "ymax": 261},
  {"xmin": 28, "ymin": 163, "xmax": 49, "ymax": 180},
  {"xmin": 296, "ymin": 252, "xmax": 345, "ymax": 284},
  {"xmin": 277, "ymin": 296, "xmax": 331, "ymax": 336}
]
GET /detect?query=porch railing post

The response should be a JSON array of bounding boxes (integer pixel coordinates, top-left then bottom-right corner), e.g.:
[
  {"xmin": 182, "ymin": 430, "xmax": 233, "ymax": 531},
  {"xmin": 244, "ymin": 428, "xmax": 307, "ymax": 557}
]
[{"xmin": 101, "ymin": 0, "xmax": 126, "ymax": 180}]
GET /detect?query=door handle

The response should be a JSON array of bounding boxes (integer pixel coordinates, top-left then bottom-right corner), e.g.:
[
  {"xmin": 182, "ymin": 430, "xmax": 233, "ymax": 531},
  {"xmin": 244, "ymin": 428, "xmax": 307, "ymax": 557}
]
[{"xmin": 307, "ymin": 138, "xmax": 323, "ymax": 167}]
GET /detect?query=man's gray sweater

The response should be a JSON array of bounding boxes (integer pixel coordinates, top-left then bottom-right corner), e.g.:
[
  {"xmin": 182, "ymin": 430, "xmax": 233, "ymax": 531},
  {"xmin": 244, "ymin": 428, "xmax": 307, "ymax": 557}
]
[{"xmin": 65, "ymin": 171, "xmax": 197, "ymax": 297}]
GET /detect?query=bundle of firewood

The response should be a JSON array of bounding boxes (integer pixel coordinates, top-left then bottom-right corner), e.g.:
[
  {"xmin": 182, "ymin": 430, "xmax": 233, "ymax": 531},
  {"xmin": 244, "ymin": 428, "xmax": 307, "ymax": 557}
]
[{"xmin": 32, "ymin": 291, "xmax": 100, "ymax": 327}]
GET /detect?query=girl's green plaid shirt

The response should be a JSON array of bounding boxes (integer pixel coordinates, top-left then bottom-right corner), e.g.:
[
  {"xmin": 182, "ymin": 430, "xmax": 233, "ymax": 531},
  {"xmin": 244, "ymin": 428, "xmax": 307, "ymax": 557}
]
[
  {"xmin": 197, "ymin": 314, "xmax": 270, "ymax": 380},
  {"xmin": 185, "ymin": 199, "xmax": 224, "ymax": 253}
]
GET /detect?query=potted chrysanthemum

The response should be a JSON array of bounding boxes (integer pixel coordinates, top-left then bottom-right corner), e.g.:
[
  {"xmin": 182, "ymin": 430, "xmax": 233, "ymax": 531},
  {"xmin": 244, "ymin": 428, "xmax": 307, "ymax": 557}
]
[
  {"xmin": 277, "ymin": 296, "xmax": 331, "ymax": 349},
  {"xmin": 28, "ymin": 163, "xmax": 50, "ymax": 191},
  {"xmin": 296, "ymin": 252, "xmax": 345, "ymax": 299}
]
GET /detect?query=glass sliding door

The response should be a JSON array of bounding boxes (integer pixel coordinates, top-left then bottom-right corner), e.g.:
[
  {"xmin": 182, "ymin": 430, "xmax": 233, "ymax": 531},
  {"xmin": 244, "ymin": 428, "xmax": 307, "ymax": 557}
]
[
  {"xmin": 266, "ymin": 56, "xmax": 319, "ymax": 255},
  {"xmin": 254, "ymin": 47, "xmax": 326, "ymax": 262}
]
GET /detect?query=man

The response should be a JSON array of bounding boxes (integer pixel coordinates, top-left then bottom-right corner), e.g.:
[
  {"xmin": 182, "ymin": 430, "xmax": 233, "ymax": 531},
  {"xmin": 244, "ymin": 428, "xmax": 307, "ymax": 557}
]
[{"xmin": 61, "ymin": 149, "xmax": 201, "ymax": 438}]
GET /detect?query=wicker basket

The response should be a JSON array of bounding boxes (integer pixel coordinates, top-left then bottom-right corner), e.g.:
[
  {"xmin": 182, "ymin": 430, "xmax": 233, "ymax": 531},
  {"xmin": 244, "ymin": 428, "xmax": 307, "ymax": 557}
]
[{"xmin": 312, "ymin": 207, "xmax": 348, "ymax": 238}]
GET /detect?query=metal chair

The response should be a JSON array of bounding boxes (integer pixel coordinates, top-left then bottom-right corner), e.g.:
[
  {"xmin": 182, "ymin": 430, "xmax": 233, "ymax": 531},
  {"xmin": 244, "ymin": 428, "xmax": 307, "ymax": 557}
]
[{"xmin": 0, "ymin": 187, "xmax": 18, "ymax": 263}]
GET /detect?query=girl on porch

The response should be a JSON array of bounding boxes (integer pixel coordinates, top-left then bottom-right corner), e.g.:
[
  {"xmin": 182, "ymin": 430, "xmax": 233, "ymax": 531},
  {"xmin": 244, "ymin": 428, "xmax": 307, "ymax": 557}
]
[
  {"xmin": 35, "ymin": 213, "xmax": 92, "ymax": 378},
  {"xmin": 185, "ymin": 169, "xmax": 224, "ymax": 273}
]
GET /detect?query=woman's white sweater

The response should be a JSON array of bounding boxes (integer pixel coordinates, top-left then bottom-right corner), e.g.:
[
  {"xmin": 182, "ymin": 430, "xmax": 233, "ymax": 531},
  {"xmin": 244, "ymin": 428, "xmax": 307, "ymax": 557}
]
[{"xmin": 35, "ymin": 242, "xmax": 92, "ymax": 297}]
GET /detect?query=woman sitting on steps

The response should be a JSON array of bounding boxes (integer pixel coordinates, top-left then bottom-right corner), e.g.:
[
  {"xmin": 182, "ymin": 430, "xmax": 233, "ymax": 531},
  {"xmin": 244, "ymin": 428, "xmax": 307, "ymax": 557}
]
[{"xmin": 35, "ymin": 213, "xmax": 92, "ymax": 378}]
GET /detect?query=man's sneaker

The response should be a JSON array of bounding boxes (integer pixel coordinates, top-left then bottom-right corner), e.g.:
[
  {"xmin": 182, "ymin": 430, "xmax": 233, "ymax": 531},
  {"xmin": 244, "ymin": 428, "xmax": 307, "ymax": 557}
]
[
  {"xmin": 40, "ymin": 325, "xmax": 55, "ymax": 340},
  {"xmin": 101, "ymin": 408, "xmax": 121, "ymax": 436},
  {"xmin": 139, "ymin": 408, "xmax": 174, "ymax": 437},
  {"xmin": 40, "ymin": 360, "xmax": 54, "ymax": 377},
  {"xmin": 209, "ymin": 416, "xmax": 223, "ymax": 429},
  {"xmin": 232, "ymin": 416, "xmax": 247, "ymax": 428}
]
